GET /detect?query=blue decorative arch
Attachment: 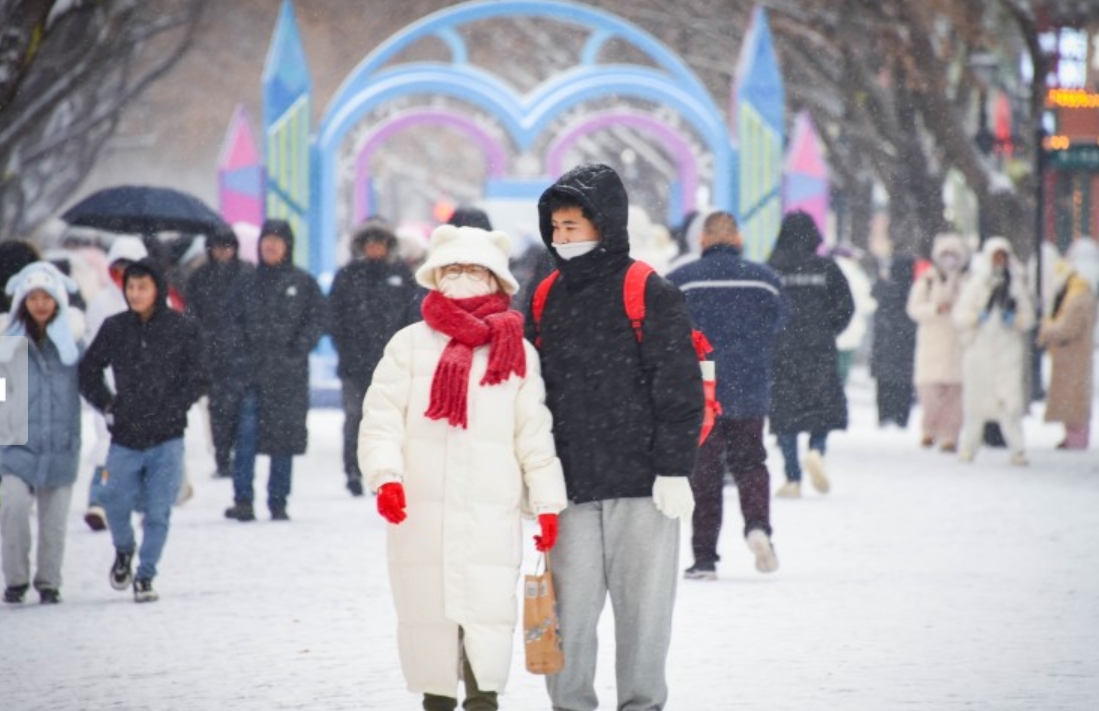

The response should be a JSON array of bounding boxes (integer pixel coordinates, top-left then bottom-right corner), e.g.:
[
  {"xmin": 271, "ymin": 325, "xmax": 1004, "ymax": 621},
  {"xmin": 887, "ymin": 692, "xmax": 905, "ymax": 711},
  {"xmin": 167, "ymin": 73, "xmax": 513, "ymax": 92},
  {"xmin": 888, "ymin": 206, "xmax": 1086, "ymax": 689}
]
[{"xmin": 309, "ymin": 0, "xmax": 736, "ymax": 280}]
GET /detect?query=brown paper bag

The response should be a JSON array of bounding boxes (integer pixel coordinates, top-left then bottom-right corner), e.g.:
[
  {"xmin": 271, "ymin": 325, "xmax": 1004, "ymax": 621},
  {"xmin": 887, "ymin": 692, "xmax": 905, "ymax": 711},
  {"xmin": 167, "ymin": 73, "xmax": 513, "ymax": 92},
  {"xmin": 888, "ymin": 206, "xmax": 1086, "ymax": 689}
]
[{"xmin": 523, "ymin": 551, "xmax": 564, "ymax": 674}]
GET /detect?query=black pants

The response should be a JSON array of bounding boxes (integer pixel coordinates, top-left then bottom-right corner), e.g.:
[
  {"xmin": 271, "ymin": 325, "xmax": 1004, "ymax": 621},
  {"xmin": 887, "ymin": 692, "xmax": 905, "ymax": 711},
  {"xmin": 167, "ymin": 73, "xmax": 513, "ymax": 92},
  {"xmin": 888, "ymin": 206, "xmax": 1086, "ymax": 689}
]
[
  {"xmin": 876, "ymin": 378, "xmax": 913, "ymax": 427},
  {"xmin": 208, "ymin": 381, "xmax": 243, "ymax": 472},
  {"xmin": 341, "ymin": 377, "xmax": 367, "ymax": 479},
  {"xmin": 690, "ymin": 417, "xmax": 772, "ymax": 565}
]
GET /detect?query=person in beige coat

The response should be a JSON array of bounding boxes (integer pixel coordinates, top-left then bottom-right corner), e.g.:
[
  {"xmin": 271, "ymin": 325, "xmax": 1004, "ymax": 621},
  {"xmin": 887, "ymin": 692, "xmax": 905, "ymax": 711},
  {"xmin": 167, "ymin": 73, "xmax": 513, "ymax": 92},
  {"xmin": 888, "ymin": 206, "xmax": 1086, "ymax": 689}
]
[
  {"xmin": 359, "ymin": 224, "xmax": 568, "ymax": 711},
  {"xmin": 906, "ymin": 234, "xmax": 969, "ymax": 452},
  {"xmin": 1037, "ymin": 259, "xmax": 1097, "ymax": 449},
  {"xmin": 953, "ymin": 237, "xmax": 1036, "ymax": 465}
]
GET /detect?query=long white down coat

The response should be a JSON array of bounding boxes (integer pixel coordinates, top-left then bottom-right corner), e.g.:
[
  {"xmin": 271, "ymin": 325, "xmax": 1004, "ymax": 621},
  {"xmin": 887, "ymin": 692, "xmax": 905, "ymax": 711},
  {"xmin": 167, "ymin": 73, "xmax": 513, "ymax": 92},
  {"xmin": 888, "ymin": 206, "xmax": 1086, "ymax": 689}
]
[
  {"xmin": 952, "ymin": 237, "xmax": 1035, "ymax": 420},
  {"xmin": 906, "ymin": 235, "xmax": 968, "ymax": 386},
  {"xmin": 359, "ymin": 321, "xmax": 567, "ymax": 697}
]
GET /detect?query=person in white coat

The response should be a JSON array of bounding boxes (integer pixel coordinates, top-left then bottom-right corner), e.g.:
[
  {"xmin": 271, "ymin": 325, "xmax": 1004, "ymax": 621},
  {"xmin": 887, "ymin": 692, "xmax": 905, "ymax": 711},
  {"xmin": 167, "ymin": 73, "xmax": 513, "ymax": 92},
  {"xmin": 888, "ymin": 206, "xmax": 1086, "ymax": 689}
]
[
  {"xmin": 953, "ymin": 236, "xmax": 1035, "ymax": 465},
  {"xmin": 906, "ymin": 234, "xmax": 969, "ymax": 451},
  {"xmin": 359, "ymin": 224, "xmax": 567, "ymax": 711},
  {"xmin": 81, "ymin": 236, "xmax": 147, "ymax": 531},
  {"xmin": 831, "ymin": 245, "xmax": 877, "ymax": 384}
]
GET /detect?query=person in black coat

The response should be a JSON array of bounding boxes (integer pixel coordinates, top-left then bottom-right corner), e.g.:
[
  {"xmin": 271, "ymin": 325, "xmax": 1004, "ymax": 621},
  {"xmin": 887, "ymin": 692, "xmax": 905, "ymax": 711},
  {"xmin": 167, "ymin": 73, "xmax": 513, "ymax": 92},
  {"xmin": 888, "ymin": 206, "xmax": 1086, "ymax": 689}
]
[
  {"xmin": 328, "ymin": 222, "xmax": 415, "ymax": 496},
  {"xmin": 768, "ymin": 212, "xmax": 854, "ymax": 498},
  {"xmin": 79, "ymin": 259, "xmax": 206, "ymax": 601},
  {"xmin": 871, "ymin": 254, "xmax": 918, "ymax": 427},
  {"xmin": 224, "ymin": 219, "xmax": 325, "ymax": 522},
  {"xmin": 527, "ymin": 163, "xmax": 702, "ymax": 710},
  {"xmin": 185, "ymin": 227, "xmax": 255, "ymax": 478}
]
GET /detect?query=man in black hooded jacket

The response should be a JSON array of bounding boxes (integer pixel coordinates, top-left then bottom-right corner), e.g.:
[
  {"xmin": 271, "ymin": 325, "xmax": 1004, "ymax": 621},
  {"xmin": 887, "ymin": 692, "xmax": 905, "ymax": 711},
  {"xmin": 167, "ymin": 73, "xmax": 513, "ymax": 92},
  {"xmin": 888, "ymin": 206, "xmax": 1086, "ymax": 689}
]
[
  {"xmin": 79, "ymin": 259, "xmax": 206, "ymax": 602},
  {"xmin": 526, "ymin": 163, "xmax": 702, "ymax": 711}
]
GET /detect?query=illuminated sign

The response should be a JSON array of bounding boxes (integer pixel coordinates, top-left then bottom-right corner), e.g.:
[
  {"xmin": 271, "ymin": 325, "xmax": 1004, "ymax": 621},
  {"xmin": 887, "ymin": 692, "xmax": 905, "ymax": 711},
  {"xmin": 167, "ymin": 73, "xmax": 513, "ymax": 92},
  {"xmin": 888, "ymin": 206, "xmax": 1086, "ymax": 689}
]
[{"xmin": 1047, "ymin": 89, "xmax": 1099, "ymax": 108}]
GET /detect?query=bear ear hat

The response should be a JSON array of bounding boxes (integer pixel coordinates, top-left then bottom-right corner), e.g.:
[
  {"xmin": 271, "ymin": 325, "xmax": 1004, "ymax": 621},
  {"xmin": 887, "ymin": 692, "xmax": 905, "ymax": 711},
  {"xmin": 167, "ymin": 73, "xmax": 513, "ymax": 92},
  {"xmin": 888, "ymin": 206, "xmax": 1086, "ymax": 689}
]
[
  {"xmin": 429, "ymin": 224, "xmax": 461, "ymax": 249},
  {"xmin": 487, "ymin": 229, "xmax": 512, "ymax": 258}
]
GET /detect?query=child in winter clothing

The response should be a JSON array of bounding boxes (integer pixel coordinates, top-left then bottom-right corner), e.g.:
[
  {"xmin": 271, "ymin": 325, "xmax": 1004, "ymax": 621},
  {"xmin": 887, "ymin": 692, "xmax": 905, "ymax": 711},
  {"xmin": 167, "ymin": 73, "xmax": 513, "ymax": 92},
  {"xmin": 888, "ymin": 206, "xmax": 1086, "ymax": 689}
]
[
  {"xmin": 906, "ymin": 234, "xmax": 969, "ymax": 452},
  {"xmin": 79, "ymin": 259, "xmax": 206, "ymax": 602},
  {"xmin": 1037, "ymin": 259, "xmax": 1097, "ymax": 449},
  {"xmin": 0, "ymin": 262, "xmax": 83, "ymax": 604},
  {"xmin": 953, "ymin": 237, "xmax": 1035, "ymax": 465},
  {"xmin": 360, "ymin": 224, "xmax": 567, "ymax": 710}
]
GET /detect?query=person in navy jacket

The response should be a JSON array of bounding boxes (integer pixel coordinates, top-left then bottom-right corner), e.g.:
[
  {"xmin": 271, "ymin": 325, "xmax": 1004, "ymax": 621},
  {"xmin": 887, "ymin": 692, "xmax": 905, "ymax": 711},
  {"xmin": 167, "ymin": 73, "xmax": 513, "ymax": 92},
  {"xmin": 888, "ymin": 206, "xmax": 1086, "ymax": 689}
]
[{"xmin": 667, "ymin": 211, "xmax": 789, "ymax": 579}]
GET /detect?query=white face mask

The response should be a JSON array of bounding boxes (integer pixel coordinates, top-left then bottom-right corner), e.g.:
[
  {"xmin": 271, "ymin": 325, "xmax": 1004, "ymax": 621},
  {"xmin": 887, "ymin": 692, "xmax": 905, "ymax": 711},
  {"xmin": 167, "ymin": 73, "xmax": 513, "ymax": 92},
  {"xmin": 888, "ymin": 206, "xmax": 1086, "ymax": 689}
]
[
  {"xmin": 937, "ymin": 253, "xmax": 960, "ymax": 273},
  {"xmin": 553, "ymin": 240, "xmax": 600, "ymax": 261},
  {"xmin": 438, "ymin": 273, "xmax": 495, "ymax": 299}
]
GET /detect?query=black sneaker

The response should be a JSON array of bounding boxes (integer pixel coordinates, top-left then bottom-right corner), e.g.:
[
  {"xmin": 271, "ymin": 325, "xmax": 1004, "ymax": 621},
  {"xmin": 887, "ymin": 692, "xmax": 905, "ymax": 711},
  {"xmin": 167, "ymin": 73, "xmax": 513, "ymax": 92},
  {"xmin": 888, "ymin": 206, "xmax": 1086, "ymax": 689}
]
[
  {"xmin": 133, "ymin": 578, "xmax": 159, "ymax": 603},
  {"xmin": 224, "ymin": 501, "xmax": 255, "ymax": 522},
  {"xmin": 270, "ymin": 506, "xmax": 290, "ymax": 521},
  {"xmin": 684, "ymin": 562, "xmax": 717, "ymax": 581},
  {"xmin": 38, "ymin": 588, "xmax": 61, "ymax": 604},
  {"xmin": 3, "ymin": 585, "xmax": 28, "ymax": 604},
  {"xmin": 110, "ymin": 550, "xmax": 134, "ymax": 591},
  {"xmin": 346, "ymin": 475, "xmax": 364, "ymax": 497}
]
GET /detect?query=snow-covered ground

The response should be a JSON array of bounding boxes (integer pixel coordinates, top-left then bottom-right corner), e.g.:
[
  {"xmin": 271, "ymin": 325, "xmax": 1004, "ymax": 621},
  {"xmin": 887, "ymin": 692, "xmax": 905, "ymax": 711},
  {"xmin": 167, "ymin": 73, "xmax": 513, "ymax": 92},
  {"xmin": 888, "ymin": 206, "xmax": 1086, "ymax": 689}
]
[{"xmin": 3, "ymin": 367, "xmax": 1098, "ymax": 710}]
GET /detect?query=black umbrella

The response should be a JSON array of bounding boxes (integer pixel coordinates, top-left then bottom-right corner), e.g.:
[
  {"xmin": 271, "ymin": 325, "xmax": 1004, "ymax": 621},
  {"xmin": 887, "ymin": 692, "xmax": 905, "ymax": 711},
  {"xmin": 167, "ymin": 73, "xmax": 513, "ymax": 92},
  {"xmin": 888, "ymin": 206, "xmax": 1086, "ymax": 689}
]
[{"xmin": 61, "ymin": 185, "xmax": 230, "ymax": 235}]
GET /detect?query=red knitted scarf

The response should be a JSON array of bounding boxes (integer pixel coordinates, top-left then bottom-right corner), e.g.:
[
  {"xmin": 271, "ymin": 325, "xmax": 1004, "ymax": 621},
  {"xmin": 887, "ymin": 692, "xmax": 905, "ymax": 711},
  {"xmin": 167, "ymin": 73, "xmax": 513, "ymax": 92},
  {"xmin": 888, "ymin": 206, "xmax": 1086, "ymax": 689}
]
[{"xmin": 420, "ymin": 290, "xmax": 526, "ymax": 429}]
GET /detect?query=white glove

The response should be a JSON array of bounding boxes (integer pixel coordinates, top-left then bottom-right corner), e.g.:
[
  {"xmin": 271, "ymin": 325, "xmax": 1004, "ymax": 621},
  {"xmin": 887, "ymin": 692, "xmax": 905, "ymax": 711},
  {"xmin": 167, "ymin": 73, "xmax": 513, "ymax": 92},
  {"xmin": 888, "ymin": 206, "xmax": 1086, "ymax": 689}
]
[{"xmin": 652, "ymin": 476, "xmax": 694, "ymax": 520}]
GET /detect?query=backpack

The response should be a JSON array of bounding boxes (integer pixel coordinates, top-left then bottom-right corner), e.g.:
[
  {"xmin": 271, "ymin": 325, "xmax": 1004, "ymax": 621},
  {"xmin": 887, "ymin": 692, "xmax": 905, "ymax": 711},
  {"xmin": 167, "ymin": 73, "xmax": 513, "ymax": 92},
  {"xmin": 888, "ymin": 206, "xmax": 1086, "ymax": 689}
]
[{"xmin": 529, "ymin": 261, "xmax": 721, "ymax": 445}]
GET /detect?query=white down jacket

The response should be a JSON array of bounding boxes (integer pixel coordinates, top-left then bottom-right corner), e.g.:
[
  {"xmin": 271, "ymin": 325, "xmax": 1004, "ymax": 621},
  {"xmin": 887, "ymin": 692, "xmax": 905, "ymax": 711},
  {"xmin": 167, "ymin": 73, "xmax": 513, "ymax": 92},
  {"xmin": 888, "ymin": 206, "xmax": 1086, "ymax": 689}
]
[
  {"xmin": 359, "ymin": 321, "xmax": 567, "ymax": 697},
  {"xmin": 906, "ymin": 235, "xmax": 968, "ymax": 385},
  {"xmin": 953, "ymin": 237, "xmax": 1035, "ymax": 420}
]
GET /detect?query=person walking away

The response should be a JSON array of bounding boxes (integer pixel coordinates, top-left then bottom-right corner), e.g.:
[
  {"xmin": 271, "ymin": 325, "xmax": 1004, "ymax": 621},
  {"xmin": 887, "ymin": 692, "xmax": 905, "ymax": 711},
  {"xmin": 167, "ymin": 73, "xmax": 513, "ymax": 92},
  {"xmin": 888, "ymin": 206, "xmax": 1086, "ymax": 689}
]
[
  {"xmin": 0, "ymin": 263, "xmax": 83, "ymax": 604},
  {"xmin": 871, "ymin": 254, "xmax": 918, "ymax": 427},
  {"xmin": 768, "ymin": 212, "xmax": 854, "ymax": 498},
  {"xmin": 1037, "ymin": 259, "xmax": 1097, "ymax": 449},
  {"xmin": 328, "ymin": 222, "xmax": 415, "ymax": 496},
  {"xmin": 829, "ymin": 245, "xmax": 876, "ymax": 384},
  {"xmin": 224, "ymin": 219, "xmax": 324, "ymax": 522},
  {"xmin": 953, "ymin": 236, "xmax": 1035, "ymax": 465},
  {"xmin": 359, "ymin": 224, "xmax": 567, "ymax": 711},
  {"xmin": 81, "ymin": 236, "xmax": 147, "ymax": 531},
  {"xmin": 906, "ymin": 234, "xmax": 968, "ymax": 452},
  {"xmin": 528, "ymin": 163, "xmax": 703, "ymax": 711},
  {"xmin": 185, "ymin": 227, "xmax": 255, "ymax": 479},
  {"xmin": 666, "ymin": 211, "xmax": 788, "ymax": 579},
  {"xmin": 78, "ymin": 259, "xmax": 205, "ymax": 602}
]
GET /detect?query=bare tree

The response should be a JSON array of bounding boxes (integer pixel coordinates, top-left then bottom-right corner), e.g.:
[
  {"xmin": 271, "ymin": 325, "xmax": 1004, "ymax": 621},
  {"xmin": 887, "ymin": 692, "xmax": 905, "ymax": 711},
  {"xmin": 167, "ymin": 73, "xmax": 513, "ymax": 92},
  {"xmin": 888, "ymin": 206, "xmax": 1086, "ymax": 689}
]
[{"xmin": 0, "ymin": 0, "xmax": 207, "ymax": 239}]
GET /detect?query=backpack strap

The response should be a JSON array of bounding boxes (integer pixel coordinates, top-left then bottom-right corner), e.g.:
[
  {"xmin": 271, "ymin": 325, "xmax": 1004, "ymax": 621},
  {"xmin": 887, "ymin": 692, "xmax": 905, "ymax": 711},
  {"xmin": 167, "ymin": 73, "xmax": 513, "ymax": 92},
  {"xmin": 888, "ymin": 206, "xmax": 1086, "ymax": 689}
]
[
  {"xmin": 530, "ymin": 270, "xmax": 560, "ymax": 348},
  {"xmin": 623, "ymin": 261, "xmax": 655, "ymax": 342}
]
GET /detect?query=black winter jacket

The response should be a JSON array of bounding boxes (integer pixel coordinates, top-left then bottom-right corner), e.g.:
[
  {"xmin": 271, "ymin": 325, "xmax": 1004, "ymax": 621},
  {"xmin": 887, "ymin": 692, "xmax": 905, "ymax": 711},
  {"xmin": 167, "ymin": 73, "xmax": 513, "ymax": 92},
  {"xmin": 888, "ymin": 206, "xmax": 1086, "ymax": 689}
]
[
  {"xmin": 329, "ymin": 258, "xmax": 415, "ymax": 384},
  {"xmin": 79, "ymin": 260, "xmax": 206, "ymax": 450},
  {"xmin": 527, "ymin": 163, "xmax": 703, "ymax": 504},
  {"xmin": 185, "ymin": 254, "xmax": 254, "ymax": 382}
]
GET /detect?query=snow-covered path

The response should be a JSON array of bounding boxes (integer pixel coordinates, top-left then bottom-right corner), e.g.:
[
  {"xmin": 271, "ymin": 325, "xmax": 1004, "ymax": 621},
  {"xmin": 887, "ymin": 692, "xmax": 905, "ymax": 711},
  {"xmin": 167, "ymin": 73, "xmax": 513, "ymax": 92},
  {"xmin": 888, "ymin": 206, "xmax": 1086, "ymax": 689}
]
[{"xmin": 4, "ymin": 370, "xmax": 1098, "ymax": 710}]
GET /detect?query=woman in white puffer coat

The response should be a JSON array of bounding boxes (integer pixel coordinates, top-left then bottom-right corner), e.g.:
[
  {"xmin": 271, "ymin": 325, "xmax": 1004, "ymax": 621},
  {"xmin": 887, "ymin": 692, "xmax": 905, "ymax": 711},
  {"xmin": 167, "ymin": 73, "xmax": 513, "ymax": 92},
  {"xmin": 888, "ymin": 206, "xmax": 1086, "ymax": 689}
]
[
  {"xmin": 359, "ymin": 224, "xmax": 567, "ymax": 711},
  {"xmin": 953, "ymin": 236, "xmax": 1035, "ymax": 465}
]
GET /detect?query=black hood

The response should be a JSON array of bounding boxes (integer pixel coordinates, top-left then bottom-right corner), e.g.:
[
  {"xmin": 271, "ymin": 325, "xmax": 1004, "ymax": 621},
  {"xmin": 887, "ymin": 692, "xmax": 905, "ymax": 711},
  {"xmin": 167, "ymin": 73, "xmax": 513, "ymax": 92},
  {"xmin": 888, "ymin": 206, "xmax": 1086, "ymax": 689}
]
[
  {"xmin": 206, "ymin": 226, "xmax": 240, "ymax": 260},
  {"xmin": 769, "ymin": 211, "xmax": 822, "ymax": 269},
  {"xmin": 258, "ymin": 219, "xmax": 294, "ymax": 267},
  {"xmin": 538, "ymin": 163, "xmax": 631, "ymax": 270},
  {"xmin": 122, "ymin": 257, "xmax": 169, "ymax": 315}
]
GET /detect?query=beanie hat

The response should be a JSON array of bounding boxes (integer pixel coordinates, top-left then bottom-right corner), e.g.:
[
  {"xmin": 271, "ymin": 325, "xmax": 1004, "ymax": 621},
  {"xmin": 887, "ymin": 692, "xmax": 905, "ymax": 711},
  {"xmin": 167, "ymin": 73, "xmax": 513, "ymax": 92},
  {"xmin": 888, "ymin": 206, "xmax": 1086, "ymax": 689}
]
[
  {"xmin": 2, "ymin": 261, "xmax": 81, "ymax": 365},
  {"xmin": 106, "ymin": 235, "xmax": 148, "ymax": 266},
  {"xmin": 415, "ymin": 225, "xmax": 520, "ymax": 295}
]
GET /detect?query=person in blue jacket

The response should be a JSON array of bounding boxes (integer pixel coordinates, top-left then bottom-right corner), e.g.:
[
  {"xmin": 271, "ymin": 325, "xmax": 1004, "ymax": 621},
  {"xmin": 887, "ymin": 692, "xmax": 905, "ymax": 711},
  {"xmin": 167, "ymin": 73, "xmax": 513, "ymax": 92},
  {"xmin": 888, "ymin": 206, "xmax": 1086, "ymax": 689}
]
[
  {"xmin": 1, "ymin": 262, "xmax": 83, "ymax": 605},
  {"xmin": 667, "ymin": 211, "xmax": 789, "ymax": 579}
]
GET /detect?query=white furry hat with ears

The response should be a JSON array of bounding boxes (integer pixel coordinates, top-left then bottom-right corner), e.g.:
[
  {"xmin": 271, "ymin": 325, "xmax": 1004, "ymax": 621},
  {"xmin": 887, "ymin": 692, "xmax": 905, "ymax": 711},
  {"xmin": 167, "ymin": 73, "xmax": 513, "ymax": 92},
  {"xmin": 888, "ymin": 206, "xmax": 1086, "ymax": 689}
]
[
  {"xmin": 2, "ymin": 261, "xmax": 81, "ymax": 365},
  {"xmin": 106, "ymin": 235, "xmax": 148, "ymax": 266},
  {"xmin": 415, "ymin": 224, "xmax": 520, "ymax": 295}
]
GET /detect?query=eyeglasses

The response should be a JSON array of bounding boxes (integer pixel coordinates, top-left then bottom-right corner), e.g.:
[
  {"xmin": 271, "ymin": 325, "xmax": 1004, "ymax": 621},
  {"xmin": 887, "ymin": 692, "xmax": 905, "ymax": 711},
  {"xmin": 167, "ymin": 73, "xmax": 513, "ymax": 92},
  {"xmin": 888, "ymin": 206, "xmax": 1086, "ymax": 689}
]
[{"xmin": 440, "ymin": 264, "xmax": 491, "ymax": 281}]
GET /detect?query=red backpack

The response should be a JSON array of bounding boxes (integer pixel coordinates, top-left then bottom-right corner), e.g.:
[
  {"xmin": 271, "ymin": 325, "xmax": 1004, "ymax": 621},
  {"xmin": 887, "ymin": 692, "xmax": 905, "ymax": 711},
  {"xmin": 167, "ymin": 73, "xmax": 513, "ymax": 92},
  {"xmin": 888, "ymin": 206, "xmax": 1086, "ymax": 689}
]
[{"xmin": 529, "ymin": 261, "xmax": 720, "ymax": 445}]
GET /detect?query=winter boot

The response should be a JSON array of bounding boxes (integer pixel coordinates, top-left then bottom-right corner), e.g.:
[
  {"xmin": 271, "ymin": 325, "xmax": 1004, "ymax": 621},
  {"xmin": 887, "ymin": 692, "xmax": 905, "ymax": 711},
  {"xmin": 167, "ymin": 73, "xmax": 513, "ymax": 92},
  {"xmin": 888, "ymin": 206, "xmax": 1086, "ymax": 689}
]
[
  {"xmin": 224, "ymin": 500, "xmax": 256, "ymax": 522},
  {"xmin": 920, "ymin": 435, "xmax": 934, "ymax": 448},
  {"xmin": 110, "ymin": 550, "xmax": 134, "ymax": 591},
  {"xmin": 38, "ymin": 588, "xmax": 61, "ymax": 604},
  {"xmin": 803, "ymin": 449, "xmax": 830, "ymax": 494},
  {"xmin": 3, "ymin": 584, "xmax": 28, "ymax": 604},
  {"xmin": 775, "ymin": 481, "xmax": 801, "ymax": 498},
  {"xmin": 133, "ymin": 578, "xmax": 159, "ymax": 603},
  {"xmin": 270, "ymin": 505, "xmax": 290, "ymax": 522},
  {"xmin": 422, "ymin": 694, "xmax": 458, "ymax": 711},
  {"xmin": 84, "ymin": 505, "xmax": 107, "ymax": 532},
  {"xmin": 1010, "ymin": 451, "xmax": 1029, "ymax": 467},
  {"xmin": 746, "ymin": 529, "xmax": 779, "ymax": 573},
  {"xmin": 683, "ymin": 561, "xmax": 717, "ymax": 581},
  {"xmin": 346, "ymin": 474, "xmax": 365, "ymax": 497},
  {"xmin": 940, "ymin": 441, "xmax": 957, "ymax": 453}
]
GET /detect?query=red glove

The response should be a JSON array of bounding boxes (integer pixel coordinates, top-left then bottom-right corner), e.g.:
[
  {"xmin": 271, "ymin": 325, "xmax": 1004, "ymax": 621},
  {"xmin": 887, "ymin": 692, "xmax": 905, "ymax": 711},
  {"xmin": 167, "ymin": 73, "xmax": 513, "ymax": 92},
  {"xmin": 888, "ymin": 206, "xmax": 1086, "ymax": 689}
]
[
  {"xmin": 534, "ymin": 513, "xmax": 558, "ymax": 552},
  {"xmin": 377, "ymin": 482, "xmax": 406, "ymax": 524}
]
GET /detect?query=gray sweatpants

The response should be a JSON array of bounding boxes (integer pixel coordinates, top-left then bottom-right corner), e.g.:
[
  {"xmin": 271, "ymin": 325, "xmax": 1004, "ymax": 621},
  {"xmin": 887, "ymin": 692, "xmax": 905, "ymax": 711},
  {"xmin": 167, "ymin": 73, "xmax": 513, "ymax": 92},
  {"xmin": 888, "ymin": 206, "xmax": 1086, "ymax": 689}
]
[
  {"xmin": 0, "ymin": 476, "xmax": 74, "ymax": 591},
  {"xmin": 546, "ymin": 497, "xmax": 680, "ymax": 711}
]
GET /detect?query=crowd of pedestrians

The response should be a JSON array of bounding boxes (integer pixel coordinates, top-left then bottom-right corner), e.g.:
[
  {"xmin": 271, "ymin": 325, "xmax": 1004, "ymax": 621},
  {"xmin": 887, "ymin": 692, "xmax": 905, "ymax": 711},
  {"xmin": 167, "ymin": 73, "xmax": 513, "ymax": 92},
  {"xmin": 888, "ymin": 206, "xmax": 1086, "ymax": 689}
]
[{"xmin": 1, "ymin": 163, "xmax": 1097, "ymax": 711}]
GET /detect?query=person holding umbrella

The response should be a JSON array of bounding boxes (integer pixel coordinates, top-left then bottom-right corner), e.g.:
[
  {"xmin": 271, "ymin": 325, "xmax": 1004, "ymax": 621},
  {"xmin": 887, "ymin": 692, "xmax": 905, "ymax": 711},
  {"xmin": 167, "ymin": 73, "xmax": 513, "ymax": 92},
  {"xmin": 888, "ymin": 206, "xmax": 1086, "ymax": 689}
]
[{"xmin": 223, "ymin": 219, "xmax": 325, "ymax": 522}]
